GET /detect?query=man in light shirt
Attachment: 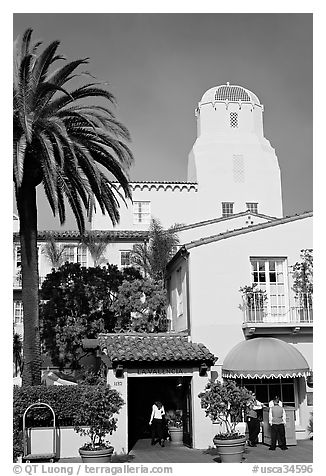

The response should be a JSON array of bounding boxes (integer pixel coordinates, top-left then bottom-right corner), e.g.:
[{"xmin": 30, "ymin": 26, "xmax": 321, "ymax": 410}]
[
  {"xmin": 269, "ymin": 395, "xmax": 283, "ymax": 407},
  {"xmin": 268, "ymin": 397, "xmax": 288, "ymax": 450}
]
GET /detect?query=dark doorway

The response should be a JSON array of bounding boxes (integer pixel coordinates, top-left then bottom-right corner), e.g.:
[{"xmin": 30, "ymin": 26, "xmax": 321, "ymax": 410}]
[{"xmin": 127, "ymin": 376, "xmax": 192, "ymax": 451}]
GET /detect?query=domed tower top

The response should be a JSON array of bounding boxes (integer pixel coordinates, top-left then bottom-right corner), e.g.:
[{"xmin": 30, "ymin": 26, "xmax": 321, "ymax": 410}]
[
  {"xmin": 200, "ymin": 82, "xmax": 262, "ymax": 108},
  {"xmin": 194, "ymin": 82, "xmax": 265, "ymax": 140},
  {"xmin": 187, "ymin": 82, "xmax": 283, "ymax": 219}
]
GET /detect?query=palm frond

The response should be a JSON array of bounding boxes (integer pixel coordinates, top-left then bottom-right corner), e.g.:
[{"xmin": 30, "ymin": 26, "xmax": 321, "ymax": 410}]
[{"xmin": 13, "ymin": 134, "xmax": 27, "ymax": 188}]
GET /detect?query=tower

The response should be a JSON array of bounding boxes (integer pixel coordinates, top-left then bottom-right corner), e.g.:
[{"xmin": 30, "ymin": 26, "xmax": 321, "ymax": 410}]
[{"xmin": 187, "ymin": 83, "xmax": 283, "ymax": 221}]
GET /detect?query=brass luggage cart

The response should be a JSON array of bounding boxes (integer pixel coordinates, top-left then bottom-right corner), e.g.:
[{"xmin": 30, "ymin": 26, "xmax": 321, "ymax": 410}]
[{"xmin": 22, "ymin": 402, "xmax": 57, "ymax": 462}]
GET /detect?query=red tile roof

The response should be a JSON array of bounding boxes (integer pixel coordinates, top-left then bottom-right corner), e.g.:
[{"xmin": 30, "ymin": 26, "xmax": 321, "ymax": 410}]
[
  {"xmin": 13, "ymin": 230, "xmax": 149, "ymax": 242},
  {"xmin": 97, "ymin": 333, "xmax": 217, "ymax": 365}
]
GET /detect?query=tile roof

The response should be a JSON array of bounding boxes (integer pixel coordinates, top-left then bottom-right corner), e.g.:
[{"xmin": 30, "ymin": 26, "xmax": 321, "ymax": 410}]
[
  {"xmin": 167, "ymin": 211, "xmax": 312, "ymax": 269},
  {"xmin": 184, "ymin": 211, "xmax": 313, "ymax": 250},
  {"xmin": 13, "ymin": 230, "xmax": 149, "ymax": 242},
  {"xmin": 174, "ymin": 210, "xmax": 275, "ymax": 232},
  {"xmin": 97, "ymin": 333, "xmax": 217, "ymax": 366}
]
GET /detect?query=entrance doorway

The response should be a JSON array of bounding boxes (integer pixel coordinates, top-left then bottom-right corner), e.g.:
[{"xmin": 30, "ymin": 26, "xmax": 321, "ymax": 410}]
[{"xmin": 127, "ymin": 376, "xmax": 192, "ymax": 450}]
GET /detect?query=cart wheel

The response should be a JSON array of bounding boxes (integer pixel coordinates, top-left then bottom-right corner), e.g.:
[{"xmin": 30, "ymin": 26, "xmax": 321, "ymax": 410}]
[{"xmin": 26, "ymin": 460, "xmax": 30, "ymax": 463}]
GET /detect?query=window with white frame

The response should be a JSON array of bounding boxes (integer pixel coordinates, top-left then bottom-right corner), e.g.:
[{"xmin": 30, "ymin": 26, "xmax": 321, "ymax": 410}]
[
  {"xmin": 62, "ymin": 245, "xmax": 87, "ymax": 266},
  {"xmin": 133, "ymin": 201, "xmax": 151, "ymax": 225},
  {"xmin": 120, "ymin": 250, "xmax": 131, "ymax": 267},
  {"xmin": 222, "ymin": 202, "xmax": 234, "ymax": 217},
  {"xmin": 14, "ymin": 301, "xmax": 23, "ymax": 324},
  {"xmin": 77, "ymin": 246, "xmax": 87, "ymax": 266},
  {"xmin": 246, "ymin": 202, "xmax": 258, "ymax": 214},
  {"xmin": 250, "ymin": 257, "xmax": 289, "ymax": 318}
]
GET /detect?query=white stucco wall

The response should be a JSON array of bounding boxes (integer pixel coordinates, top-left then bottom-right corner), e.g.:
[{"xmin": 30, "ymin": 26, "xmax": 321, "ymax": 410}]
[
  {"xmin": 188, "ymin": 216, "xmax": 312, "ymax": 361},
  {"xmin": 177, "ymin": 213, "xmax": 271, "ymax": 246},
  {"xmin": 92, "ymin": 185, "xmax": 198, "ymax": 231},
  {"xmin": 188, "ymin": 86, "xmax": 283, "ymax": 222}
]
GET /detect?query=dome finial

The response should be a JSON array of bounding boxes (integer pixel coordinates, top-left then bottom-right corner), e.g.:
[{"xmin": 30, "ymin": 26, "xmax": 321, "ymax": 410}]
[{"xmin": 226, "ymin": 81, "xmax": 230, "ymax": 86}]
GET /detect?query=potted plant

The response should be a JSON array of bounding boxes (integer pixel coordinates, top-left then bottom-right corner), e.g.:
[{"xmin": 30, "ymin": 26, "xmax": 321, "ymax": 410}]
[
  {"xmin": 199, "ymin": 379, "xmax": 254, "ymax": 463},
  {"xmin": 74, "ymin": 384, "xmax": 124, "ymax": 463},
  {"xmin": 291, "ymin": 249, "xmax": 313, "ymax": 322},
  {"xmin": 166, "ymin": 409, "xmax": 183, "ymax": 445},
  {"xmin": 307, "ymin": 412, "xmax": 313, "ymax": 440},
  {"xmin": 240, "ymin": 284, "xmax": 267, "ymax": 323}
]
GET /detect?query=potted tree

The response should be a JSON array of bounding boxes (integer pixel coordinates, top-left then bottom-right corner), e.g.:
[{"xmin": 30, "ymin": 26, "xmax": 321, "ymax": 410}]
[
  {"xmin": 166, "ymin": 409, "xmax": 183, "ymax": 445},
  {"xmin": 291, "ymin": 249, "xmax": 313, "ymax": 322},
  {"xmin": 199, "ymin": 379, "xmax": 254, "ymax": 463},
  {"xmin": 74, "ymin": 384, "xmax": 124, "ymax": 463},
  {"xmin": 240, "ymin": 284, "xmax": 267, "ymax": 322}
]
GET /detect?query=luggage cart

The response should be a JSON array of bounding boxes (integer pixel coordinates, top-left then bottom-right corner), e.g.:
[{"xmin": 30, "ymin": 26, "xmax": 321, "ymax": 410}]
[{"xmin": 22, "ymin": 402, "xmax": 57, "ymax": 462}]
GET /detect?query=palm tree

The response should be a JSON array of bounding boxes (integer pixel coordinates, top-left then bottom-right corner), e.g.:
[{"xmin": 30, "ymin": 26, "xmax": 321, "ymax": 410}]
[
  {"xmin": 131, "ymin": 218, "xmax": 180, "ymax": 282},
  {"xmin": 41, "ymin": 232, "xmax": 68, "ymax": 269},
  {"xmin": 13, "ymin": 29, "xmax": 133, "ymax": 385},
  {"xmin": 80, "ymin": 231, "xmax": 111, "ymax": 267}
]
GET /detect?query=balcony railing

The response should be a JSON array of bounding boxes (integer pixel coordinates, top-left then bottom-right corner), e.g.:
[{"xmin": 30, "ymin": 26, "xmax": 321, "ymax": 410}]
[{"xmin": 242, "ymin": 292, "xmax": 313, "ymax": 324}]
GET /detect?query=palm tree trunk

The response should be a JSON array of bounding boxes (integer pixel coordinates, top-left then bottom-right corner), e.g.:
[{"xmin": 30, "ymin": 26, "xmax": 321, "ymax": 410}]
[{"xmin": 17, "ymin": 180, "xmax": 41, "ymax": 386}]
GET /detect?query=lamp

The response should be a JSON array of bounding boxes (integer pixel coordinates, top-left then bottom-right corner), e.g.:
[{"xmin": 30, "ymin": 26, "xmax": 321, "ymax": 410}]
[
  {"xmin": 115, "ymin": 364, "xmax": 124, "ymax": 378},
  {"xmin": 199, "ymin": 363, "xmax": 208, "ymax": 377},
  {"xmin": 176, "ymin": 378, "xmax": 183, "ymax": 388},
  {"xmin": 306, "ymin": 373, "xmax": 313, "ymax": 388}
]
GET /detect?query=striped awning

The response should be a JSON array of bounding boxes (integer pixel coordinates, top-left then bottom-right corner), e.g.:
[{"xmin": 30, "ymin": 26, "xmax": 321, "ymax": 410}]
[{"xmin": 222, "ymin": 337, "xmax": 311, "ymax": 379}]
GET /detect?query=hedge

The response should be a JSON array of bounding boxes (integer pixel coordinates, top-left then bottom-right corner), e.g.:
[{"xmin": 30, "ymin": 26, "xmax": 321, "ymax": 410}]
[{"xmin": 13, "ymin": 384, "xmax": 123, "ymax": 461}]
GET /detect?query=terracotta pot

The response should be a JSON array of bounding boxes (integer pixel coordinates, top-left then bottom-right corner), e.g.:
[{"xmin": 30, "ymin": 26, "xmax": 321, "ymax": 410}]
[
  {"xmin": 169, "ymin": 427, "xmax": 183, "ymax": 445},
  {"xmin": 79, "ymin": 446, "xmax": 114, "ymax": 463},
  {"xmin": 213, "ymin": 436, "xmax": 246, "ymax": 463}
]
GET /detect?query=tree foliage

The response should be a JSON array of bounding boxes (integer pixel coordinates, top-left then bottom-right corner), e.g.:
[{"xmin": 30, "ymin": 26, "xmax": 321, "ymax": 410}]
[
  {"xmin": 113, "ymin": 278, "xmax": 168, "ymax": 332},
  {"xmin": 80, "ymin": 231, "xmax": 112, "ymax": 267},
  {"xmin": 41, "ymin": 232, "xmax": 68, "ymax": 269},
  {"xmin": 40, "ymin": 262, "xmax": 142, "ymax": 369},
  {"xmin": 131, "ymin": 218, "xmax": 180, "ymax": 281},
  {"xmin": 198, "ymin": 379, "xmax": 254, "ymax": 437},
  {"xmin": 291, "ymin": 249, "xmax": 313, "ymax": 296},
  {"xmin": 74, "ymin": 385, "xmax": 124, "ymax": 449}
]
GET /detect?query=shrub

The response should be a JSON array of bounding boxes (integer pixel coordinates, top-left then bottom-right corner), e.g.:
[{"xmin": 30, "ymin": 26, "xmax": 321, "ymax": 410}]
[
  {"xmin": 307, "ymin": 412, "xmax": 313, "ymax": 439},
  {"xmin": 13, "ymin": 384, "xmax": 124, "ymax": 460},
  {"xmin": 198, "ymin": 379, "xmax": 254, "ymax": 439},
  {"xmin": 74, "ymin": 385, "xmax": 124, "ymax": 449}
]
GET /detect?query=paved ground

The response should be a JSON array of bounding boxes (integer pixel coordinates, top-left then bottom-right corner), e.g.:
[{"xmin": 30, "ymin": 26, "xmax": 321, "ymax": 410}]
[{"xmin": 59, "ymin": 438, "xmax": 313, "ymax": 464}]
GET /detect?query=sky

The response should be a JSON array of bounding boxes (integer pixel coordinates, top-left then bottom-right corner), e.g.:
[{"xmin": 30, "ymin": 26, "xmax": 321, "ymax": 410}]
[{"xmin": 12, "ymin": 12, "xmax": 313, "ymax": 228}]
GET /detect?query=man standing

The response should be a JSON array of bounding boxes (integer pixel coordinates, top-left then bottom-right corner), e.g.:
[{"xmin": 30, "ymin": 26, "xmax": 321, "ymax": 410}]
[
  {"xmin": 268, "ymin": 397, "xmax": 288, "ymax": 450},
  {"xmin": 246, "ymin": 394, "xmax": 264, "ymax": 447}
]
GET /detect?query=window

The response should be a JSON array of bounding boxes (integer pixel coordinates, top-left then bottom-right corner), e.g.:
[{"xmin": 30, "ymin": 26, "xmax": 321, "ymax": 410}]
[
  {"xmin": 62, "ymin": 245, "xmax": 87, "ymax": 266},
  {"xmin": 250, "ymin": 258, "xmax": 288, "ymax": 318},
  {"xmin": 120, "ymin": 251, "xmax": 131, "ymax": 267},
  {"xmin": 246, "ymin": 202, "xmax": 258, "ymax": 214},
  {"xmin": 230, "ymin": 112, "xmax": 238, "ymax": 128},
  {"xmin": 14, "ymin": 301, "xmax": 23, "ymax": 324},
  {"xmin": 15, "ymin": 246, "xmax": 21, "ymax": 269},
  {"xmin": 233, "ymin": 155, "xmax": 245, "ymax": 183},
  {"xmin": 77, "ymin": 246, "xmax": 87, "ymax": 267},
  {"xmin": 222, "ymin": 202, "xmax": 234, "ymax": 217},
  {"xmin": 133, "ymin": 201, "xmax": 151, "ymax": 225},
  {"xmin": 236, "ymin": 377, "xmax": 295, "ymax": 407}
]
